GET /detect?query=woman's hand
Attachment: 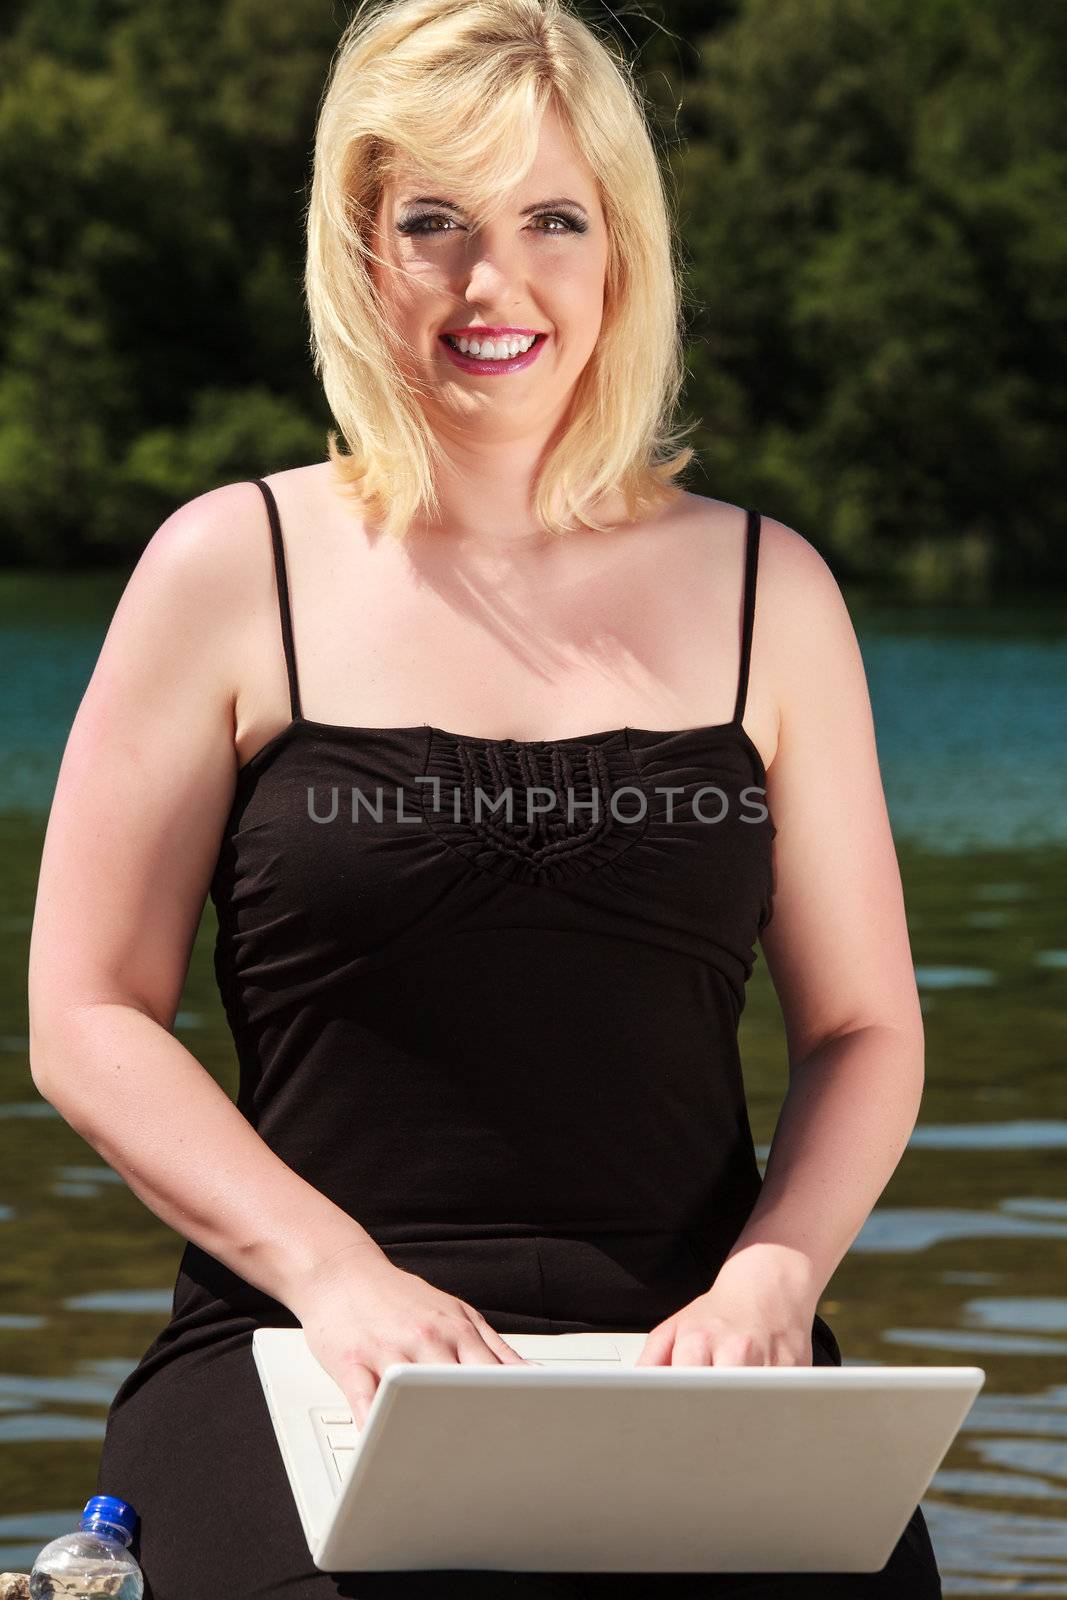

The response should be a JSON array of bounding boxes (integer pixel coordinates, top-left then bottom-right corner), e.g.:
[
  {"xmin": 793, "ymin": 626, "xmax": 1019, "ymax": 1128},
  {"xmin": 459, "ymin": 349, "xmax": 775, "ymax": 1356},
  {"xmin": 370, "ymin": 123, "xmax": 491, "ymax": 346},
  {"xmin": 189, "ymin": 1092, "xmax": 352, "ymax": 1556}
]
[
  {"xmin": 634, "ymin": 1246, "xmax": 820, "ymax": 1367},
  {"xmin": 290, "ymin": 1242, "xmax": 529, "ymax": 1427}
]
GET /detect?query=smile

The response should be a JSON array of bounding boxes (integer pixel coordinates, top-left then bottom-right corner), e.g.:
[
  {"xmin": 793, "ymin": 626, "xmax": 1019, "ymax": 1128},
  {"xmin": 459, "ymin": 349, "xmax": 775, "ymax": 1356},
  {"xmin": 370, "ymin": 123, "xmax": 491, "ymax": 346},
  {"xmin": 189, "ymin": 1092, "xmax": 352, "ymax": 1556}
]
[{"xmin": 438, "ymin": 332, "xmax": 548, "ymax": 375}]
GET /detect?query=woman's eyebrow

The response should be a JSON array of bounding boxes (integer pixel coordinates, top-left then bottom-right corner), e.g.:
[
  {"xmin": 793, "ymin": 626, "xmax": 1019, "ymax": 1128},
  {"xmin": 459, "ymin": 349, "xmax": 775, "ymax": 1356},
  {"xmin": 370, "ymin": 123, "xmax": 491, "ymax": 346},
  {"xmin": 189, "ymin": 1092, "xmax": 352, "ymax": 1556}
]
[{"xmin": 401, "ymin": 195, "xmax": 589, "ymax": 218}]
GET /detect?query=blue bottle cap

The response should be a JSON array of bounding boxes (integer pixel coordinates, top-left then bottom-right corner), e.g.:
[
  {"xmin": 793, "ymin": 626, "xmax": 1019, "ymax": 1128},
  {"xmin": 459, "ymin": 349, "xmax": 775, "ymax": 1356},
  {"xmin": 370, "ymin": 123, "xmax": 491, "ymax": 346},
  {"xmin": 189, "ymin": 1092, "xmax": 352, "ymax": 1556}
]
[{"xmin": 80, "ymin": 1496, "xmax": 138, "ymax": 1540}]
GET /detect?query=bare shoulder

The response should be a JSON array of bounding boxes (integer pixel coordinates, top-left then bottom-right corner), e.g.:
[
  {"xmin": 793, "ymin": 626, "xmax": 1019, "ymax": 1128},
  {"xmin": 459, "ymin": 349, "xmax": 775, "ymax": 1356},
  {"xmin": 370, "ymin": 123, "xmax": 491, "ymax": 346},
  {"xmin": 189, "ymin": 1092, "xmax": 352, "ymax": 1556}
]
[
  {"xmin": 683, "ymin": 493, "xmax": 852, "ymax": 643},
  {"xmin": 756, "ymin": 505, "xmax": 848, "ymax": 612},
  {"xmin": 753, "ymin": 512, "xmax": 862, "ymax": 707},
  {"xmin": 118, "ymin": 476, "xmax": 298, "ymax": 708},
  {"xmin": 58, "ymin": 476, "xmax": 292, "ymax": 793},
  {"xmin": 673, "ymin": 490, "xmax": 838, "ymax": 586},
  {"xmin": 130, "ymin": 477, "xmax": 275, "ymax": 614},
  {"xmin": 756, "ymin": 509, "xmax": 843, "ymax": 590},
  {"xmin": 671, "ymin": 494, "xmax": 858, "ymax": 767}
]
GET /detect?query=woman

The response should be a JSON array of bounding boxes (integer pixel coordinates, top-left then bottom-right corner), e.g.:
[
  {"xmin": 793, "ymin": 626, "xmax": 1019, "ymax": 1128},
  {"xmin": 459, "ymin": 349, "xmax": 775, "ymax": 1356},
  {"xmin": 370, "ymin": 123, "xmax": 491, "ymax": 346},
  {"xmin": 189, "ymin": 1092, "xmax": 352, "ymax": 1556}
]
[{"xmin": 27, "ymin": 0, "xmax": 941, "ymax": 1594}]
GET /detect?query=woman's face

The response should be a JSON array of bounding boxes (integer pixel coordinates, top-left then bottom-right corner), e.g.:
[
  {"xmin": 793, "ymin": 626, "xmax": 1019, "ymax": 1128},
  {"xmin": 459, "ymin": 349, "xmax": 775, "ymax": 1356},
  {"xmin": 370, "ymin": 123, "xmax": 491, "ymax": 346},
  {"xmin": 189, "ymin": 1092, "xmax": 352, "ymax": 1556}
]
[{"xmin": 368, "ymin": 102, "xmax": 609, "ymax": 433}]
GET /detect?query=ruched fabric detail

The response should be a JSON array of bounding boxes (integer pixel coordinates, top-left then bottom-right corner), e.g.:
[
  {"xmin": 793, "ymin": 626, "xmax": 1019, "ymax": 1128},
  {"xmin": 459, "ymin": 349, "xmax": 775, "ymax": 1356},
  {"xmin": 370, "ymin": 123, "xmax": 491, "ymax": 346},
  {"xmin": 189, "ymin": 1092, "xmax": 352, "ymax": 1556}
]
[{"xmin": 419, "ymin": 727, "xmax": 651, "ymax": 885}]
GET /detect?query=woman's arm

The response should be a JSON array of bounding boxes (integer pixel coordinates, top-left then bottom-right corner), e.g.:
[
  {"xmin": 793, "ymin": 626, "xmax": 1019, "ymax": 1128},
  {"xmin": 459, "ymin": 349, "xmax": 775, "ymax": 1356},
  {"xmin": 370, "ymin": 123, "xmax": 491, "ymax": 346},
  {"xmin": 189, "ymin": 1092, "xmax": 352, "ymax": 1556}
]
[
  {"xmin": 730, "ymin": 517, "xmax": 924, "ymax": 1305},
  {"xmin": 27, "ymin": 482, "xmax": 386, "ymax": 1314},
  {"xmin": 726, "ymin": 515, "xmax": 927, "ymax": 1324},
  {"xmin": 638, "ymin": 516, "xmax": 924, "ymax": 1366}
]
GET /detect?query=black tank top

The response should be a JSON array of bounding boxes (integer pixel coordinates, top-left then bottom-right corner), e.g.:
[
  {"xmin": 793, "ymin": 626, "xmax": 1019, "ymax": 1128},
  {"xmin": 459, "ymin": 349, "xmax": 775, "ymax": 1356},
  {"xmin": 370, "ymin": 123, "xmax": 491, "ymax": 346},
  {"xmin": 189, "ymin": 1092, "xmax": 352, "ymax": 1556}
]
[{"xmin": 185, "ymin": 479, "xmax": 776, "ymax": 1338}]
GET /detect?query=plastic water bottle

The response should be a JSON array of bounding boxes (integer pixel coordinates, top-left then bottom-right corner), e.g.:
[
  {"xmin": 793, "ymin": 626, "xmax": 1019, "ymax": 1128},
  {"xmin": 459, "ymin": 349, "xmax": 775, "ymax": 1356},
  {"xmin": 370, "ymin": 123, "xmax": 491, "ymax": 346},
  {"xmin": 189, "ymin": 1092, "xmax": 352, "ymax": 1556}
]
[{"xmin": 29, "ymin": 1496, "xmax": 143, "ymax": 1598}]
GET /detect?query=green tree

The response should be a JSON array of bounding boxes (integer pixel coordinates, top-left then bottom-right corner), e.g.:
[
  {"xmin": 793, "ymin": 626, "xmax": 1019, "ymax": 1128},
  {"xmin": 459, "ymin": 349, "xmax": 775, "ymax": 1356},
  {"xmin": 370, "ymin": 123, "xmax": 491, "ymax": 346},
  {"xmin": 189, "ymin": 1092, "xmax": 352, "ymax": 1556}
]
[
  {"xmin": 675, "ymin": 0, "xmax": 1067, "ymax": 589},
  {"xmin": 0, "ymin": 0, "xmax": 335, "ymax": 562},
  {"xmin": 0, "ymin": 0, "xmax": 1063, "ymax": 591}
]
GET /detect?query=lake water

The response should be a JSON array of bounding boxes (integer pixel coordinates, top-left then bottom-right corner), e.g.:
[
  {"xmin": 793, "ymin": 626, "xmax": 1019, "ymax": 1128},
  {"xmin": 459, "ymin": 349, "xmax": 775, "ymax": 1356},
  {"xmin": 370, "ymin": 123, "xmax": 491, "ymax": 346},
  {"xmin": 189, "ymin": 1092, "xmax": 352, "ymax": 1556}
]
[{"xmin": 1, "ymin": 575, "xmax": 1065, "ymax": 1593}]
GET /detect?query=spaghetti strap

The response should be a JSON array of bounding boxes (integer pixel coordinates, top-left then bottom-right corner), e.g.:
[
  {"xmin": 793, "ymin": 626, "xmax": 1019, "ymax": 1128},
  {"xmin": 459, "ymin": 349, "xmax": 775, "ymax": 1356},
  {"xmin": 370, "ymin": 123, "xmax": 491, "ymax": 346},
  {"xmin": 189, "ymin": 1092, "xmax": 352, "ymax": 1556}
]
[
  {"xmin": 732, "ymin": 507, "xmax": 762, "ymax": 728},
  {"xmin": 248, "ymin": 477, "xmax": 302, "ymax": 722}
]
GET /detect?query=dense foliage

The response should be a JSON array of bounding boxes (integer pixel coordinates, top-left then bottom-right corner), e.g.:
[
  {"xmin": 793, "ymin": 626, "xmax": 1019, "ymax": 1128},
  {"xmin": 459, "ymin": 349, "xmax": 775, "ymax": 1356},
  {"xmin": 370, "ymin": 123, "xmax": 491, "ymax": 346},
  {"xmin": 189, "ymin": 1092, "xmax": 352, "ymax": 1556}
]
[{"xmin": 1, "ymin": 0, "xmax": 1063, "ymax": 591}]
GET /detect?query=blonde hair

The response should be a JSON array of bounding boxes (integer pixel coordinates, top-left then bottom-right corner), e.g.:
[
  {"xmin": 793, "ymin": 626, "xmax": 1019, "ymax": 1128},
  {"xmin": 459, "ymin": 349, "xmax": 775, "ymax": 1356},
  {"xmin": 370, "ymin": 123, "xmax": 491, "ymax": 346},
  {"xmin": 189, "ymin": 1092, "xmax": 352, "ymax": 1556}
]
[{"xmin": 304, "ymin": 0, "xmax": 696, "ymax": 541}]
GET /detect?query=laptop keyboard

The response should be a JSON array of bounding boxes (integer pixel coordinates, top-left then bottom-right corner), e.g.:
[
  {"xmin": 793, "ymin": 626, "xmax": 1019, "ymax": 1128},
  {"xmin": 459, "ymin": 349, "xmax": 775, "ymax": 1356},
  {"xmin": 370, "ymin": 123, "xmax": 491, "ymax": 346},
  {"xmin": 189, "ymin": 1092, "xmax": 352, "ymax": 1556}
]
[
  {"xmin": 309, "ymin": 1356, "xmax": 621, "ymax": 1487},
  {"xmin": 311, "ymin": 1408, "xmax": 361, "ymax": 1487}
]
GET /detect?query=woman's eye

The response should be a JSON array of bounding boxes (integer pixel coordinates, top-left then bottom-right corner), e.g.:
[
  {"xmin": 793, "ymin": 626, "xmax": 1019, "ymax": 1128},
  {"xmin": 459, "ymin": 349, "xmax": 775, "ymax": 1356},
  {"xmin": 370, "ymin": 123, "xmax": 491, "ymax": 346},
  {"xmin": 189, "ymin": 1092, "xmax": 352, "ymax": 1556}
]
[
  {"xmin": 397, "ymin": 211, "xmax": 585, "ymax": 237},
  {"xmin": 398, "ymin": 213, "xmax": 456, "ymax": 235},
  {"xmin": 531, "ymin": 213, "xmax": 584, "ymax": 234}
]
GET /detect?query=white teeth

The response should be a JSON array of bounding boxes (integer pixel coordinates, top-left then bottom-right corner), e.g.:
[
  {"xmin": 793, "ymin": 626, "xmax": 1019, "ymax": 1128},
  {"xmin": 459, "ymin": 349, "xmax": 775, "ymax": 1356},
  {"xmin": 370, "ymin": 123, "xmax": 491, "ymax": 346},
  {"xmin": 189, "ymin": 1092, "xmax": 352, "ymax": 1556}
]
[{"xmin": 450, "ymin": 333, "xmax": 536, "ymax": 360}]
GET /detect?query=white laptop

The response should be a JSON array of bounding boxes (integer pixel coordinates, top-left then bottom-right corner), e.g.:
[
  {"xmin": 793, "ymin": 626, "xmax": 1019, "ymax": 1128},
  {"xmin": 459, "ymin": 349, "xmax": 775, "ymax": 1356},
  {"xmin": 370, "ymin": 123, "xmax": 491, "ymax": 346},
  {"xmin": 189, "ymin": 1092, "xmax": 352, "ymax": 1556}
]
[{"xmin": 251, "ymin": 1326, "xmax": 983, "ymax": 1574}]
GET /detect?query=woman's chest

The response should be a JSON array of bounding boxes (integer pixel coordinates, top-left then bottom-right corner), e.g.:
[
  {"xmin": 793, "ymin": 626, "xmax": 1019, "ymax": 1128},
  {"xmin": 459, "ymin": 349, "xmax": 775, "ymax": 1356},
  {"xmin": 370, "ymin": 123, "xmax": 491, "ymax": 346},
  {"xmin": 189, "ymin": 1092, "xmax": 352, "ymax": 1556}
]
[{"xmin": 212, "ymin": 724, "xmax": 776, "ymax": 994}]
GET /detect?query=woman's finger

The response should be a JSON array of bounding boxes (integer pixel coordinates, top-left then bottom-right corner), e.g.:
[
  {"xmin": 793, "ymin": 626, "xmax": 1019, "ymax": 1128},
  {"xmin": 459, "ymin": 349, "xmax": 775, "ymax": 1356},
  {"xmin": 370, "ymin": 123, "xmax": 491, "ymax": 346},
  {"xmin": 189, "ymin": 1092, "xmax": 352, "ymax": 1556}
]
[
  {"xmin": 342, "ymin": 1362, "xmax": 379, "ymax": 1429},
  {"xmin": 634, "ymin": 1322, "xmax": 674, "ymax": 1366},
  {"xmin": 463, "ymin": 1320, "xmax": 528, "ymax": 1364}
]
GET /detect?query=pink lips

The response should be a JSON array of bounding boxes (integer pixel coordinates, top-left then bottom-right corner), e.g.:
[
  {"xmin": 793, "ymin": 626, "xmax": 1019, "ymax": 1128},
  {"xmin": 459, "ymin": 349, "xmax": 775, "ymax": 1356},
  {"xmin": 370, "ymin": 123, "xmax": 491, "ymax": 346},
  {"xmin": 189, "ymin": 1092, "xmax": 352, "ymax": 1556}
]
[
  {"xmin": 438, "ymin": 331, "xmax": 548, "ymax": 375},
  {"xmin": 440, "ymin": 326, "xmax": 544, "ymax": 339}
]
